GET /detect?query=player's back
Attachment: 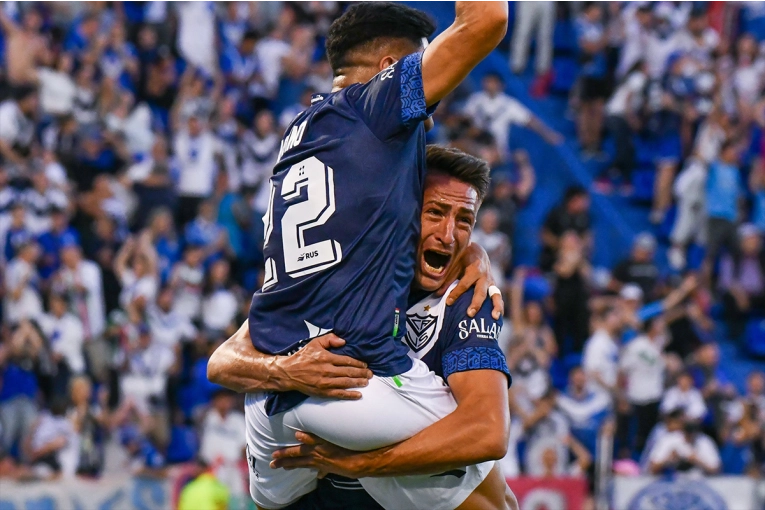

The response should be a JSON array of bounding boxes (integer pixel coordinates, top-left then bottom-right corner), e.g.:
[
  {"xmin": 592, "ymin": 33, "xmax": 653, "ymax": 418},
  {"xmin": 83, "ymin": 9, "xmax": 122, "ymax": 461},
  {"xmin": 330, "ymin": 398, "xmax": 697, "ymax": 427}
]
[{"xmin": 249, "ymin": 52, "xmax": 433, "ymax": 377}]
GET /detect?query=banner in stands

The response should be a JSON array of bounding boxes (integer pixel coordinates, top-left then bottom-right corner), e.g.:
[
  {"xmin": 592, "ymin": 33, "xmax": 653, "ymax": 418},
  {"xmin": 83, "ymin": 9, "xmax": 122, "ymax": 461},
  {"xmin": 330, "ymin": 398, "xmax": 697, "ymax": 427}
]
[
  {"xmin": 0, "ymin": 476, "xmax": 171, "ymax": 510},
  {"xmin": 613, "ymin": 475, "xmax": 765, "ymax": 510},
  {"xmin": 506, "ymin": 477, "xmax": 587, "ymax": 510}
]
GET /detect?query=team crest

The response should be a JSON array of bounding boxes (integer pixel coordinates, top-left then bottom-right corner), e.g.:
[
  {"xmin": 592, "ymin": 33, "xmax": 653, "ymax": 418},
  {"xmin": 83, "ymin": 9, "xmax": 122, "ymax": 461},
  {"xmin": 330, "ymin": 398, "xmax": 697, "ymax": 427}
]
[{"xmin": 405, "ymin": 313, "xmax": 437, "ymax": 352}]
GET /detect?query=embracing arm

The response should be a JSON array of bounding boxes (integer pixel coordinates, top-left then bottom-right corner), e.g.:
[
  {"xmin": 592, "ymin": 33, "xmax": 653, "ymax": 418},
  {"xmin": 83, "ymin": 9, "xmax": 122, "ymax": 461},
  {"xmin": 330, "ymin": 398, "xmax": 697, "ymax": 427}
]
[
  {"xmin": 207, "ymin": 320, "xmax": 372, "ymax": 398},
  {"xmin": 422, "ymin": 2, "xmax": 508, "ymax": 106},
  {"xmin": 272, "ymin": 369, "xmax": 510, "ymax": 477}
]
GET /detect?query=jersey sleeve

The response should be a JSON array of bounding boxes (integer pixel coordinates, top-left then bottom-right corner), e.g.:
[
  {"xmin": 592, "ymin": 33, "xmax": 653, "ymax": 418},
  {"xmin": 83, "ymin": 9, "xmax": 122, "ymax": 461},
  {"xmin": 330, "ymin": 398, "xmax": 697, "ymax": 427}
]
[
  {"xmin": 344, "ymin": 51, "xmax": 435, "ymax": 140},
  {"xmin": 439, "ymin": 291, "xmax": 511, "ymax": 386}
]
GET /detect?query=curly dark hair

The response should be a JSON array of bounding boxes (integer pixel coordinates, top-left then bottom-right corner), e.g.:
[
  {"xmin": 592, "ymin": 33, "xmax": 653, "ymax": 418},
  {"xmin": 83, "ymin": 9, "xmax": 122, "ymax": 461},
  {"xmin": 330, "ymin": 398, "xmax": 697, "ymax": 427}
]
[{"xmin": 325, "ymin": 2, "xmax": 435, "ymax": 73}]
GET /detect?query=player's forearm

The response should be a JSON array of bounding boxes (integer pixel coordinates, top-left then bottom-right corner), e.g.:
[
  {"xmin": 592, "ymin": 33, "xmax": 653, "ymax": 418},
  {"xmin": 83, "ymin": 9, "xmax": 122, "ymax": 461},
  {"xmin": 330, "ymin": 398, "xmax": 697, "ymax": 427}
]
[
  {"xmin": 207, "ymin": 322, "xmax": 288, "ymax": 393},
  {"xmin": 422, "ymin": 2, "xmax": 507, "ymax": 106}
]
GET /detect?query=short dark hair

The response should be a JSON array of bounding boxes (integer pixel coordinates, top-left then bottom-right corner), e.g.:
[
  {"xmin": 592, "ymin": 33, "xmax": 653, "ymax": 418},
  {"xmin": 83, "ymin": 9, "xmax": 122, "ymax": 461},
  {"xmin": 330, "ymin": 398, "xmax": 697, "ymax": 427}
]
[
  {"xmin": 426, "ymin": 145, "xmax": 491, "ymax": 202},
  {"xmin": 326, "ymin": 2, "xmax": 435, "ymax": 73},
  {"xmin": 563, "ymin": 185, "xmax": 588, "ymax": 203}
]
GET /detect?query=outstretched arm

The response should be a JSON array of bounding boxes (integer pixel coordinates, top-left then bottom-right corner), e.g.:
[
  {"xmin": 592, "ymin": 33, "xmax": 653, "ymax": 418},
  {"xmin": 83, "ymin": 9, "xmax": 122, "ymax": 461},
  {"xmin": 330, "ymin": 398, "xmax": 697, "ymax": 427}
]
[
  {"xmin": 271, "ymin": 369, "xmax": 510, "ymax": 477},
  {"xmin": 422, "ymin": 2, "xmax": 508, "ymax": 106},
  {"xmin": 207, "ymin": 320, "xmax": 373, "ymax": 399}
]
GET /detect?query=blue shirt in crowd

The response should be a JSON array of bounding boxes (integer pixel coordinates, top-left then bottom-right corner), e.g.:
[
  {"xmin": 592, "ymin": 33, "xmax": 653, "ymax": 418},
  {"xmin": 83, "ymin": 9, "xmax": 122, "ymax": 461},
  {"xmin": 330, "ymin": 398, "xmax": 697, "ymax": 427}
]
[{"xmin": 706, "ymin": 160, "xmax": 743, "ymax": 222}]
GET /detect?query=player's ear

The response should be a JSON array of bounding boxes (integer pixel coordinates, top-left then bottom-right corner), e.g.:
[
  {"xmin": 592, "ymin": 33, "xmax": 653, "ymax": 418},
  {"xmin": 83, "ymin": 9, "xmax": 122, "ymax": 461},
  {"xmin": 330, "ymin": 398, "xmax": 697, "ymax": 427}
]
[{"xmin": 379, "ymin": 56, "xmax": 397, "ymax": 71}]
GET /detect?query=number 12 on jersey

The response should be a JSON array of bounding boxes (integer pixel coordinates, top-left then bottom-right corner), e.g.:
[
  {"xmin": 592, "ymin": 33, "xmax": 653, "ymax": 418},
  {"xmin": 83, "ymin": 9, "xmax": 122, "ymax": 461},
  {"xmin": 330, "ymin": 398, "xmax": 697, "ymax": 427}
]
[{"xmin": 262, "ymin": 156, "xmax": 343, "ymax": 290}]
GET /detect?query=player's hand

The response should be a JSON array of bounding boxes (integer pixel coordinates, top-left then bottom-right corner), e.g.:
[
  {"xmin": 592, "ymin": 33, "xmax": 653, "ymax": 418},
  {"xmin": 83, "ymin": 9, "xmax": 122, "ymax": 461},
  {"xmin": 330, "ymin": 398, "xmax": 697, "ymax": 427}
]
[
  {"xmin": 270, "ymin": 431, "xmax": 365, "ymax": 478},
  {"xmin": 279, "ymin": 334, "xmax": 373, "ymax": 400},
  {"xmin": 437, "ymin": 242, "xmax": 504, "ymax": 319}
]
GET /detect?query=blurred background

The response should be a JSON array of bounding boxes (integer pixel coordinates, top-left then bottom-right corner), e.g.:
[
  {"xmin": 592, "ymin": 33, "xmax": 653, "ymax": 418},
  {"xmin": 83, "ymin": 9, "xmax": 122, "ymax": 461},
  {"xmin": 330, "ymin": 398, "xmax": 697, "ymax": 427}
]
[{"xmin": 0, "ymin": 1, "xmax": 764, "ymax": 509}]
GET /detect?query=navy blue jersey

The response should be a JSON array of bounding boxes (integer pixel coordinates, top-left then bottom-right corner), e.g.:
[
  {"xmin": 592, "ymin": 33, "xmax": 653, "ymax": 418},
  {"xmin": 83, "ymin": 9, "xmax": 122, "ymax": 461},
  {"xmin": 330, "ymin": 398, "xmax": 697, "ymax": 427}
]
[
  {"xmin": 405, "ymin": 281, "xmax": 511, "ymax": 386},
  {"xmin": 249, "ymin": 52, "xmax": 435, "ymax": 412}
]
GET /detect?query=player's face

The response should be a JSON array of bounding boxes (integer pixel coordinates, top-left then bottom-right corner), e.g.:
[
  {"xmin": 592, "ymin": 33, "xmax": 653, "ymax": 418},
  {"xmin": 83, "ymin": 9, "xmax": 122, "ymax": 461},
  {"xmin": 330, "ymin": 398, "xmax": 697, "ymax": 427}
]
[{"xmin": 415, "ymin": 172, "xmax": 479, "ymax": 292}]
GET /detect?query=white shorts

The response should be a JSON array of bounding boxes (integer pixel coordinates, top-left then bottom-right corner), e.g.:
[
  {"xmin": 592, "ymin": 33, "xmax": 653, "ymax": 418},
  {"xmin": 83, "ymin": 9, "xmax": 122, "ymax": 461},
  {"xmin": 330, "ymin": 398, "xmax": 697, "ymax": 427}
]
[{"xmin": 244, "ymin": 358, "xmax": 494, "ymax": 509}]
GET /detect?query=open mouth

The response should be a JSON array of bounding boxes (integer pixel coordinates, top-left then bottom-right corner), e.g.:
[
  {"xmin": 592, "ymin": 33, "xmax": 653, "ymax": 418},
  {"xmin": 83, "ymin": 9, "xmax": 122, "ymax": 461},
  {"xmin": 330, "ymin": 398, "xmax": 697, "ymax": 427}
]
[{"xmin": 422, "ymin": 249, "xmax": 452, "ymax": 276}]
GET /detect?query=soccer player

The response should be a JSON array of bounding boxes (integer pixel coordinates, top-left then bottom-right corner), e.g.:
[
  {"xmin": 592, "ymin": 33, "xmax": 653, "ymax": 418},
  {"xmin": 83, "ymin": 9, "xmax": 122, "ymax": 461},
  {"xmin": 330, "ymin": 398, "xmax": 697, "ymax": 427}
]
[
  {"xmin": 243, "ymin": 2, "xmax": 508, "ymax": 508},
  {"xmin": 210, "ymin": 146, "xmax": 516, "ymax": 509}
]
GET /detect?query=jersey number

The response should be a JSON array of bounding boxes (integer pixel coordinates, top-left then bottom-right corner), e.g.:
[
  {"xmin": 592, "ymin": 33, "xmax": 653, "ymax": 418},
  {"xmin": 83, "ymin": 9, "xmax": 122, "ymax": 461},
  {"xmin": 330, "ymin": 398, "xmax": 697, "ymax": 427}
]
[{"xmin": 262, "ymin": 156, "xmax": 343, "ymax": 289}]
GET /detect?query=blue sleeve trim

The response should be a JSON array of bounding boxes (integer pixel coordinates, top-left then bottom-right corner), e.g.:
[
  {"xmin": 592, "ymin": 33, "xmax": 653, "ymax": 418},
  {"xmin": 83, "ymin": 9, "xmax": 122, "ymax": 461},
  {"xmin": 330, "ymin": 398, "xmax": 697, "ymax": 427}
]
[
  {"xmin": 442, "ymin": 346, "xmax": 512, "ymax": 387},
  {"xmin": 400, "ymin": 52, "xmax": 427, "ymax": 127}
]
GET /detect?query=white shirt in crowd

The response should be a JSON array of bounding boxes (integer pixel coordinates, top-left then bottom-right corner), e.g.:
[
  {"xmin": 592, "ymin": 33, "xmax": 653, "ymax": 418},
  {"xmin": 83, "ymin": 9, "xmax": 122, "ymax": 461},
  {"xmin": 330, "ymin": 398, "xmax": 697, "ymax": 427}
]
[
  {"xmin": 619, "ymin": 335, "xmax": 666, "ymax": 405},
  {"xmin": 119, "ymin": 342, "xmax": 176, "ymax": 414},
  {"xmin": 118, "ymin": 269, "xmax": 159, "ymax": 309},
  {"xmin": 176, "ymin": 2, "xmax": 217, "ymax": 77},
  {"xmin": 56, "ymin": 260, "xmax": 106, "ymax": 340},
  {"xmin": 524, "ymin": 410, "xmax": 571, "ymax": 477},
  {"xmin": 174, "ymin": 130, "xmax": 222, "ymax": 197},
  {"xmin": 470, "ymin": 228, "xmax": 510, "ymax": 287},
  {"xmin": 256, "ymin": 37, "xmax": 292, "ymax": 99},
  {"xmin": 4, "ymin": 257, "xmax": 43, "ymax": 324},
  {"xmin": 171, "ymin": 263, "xmax": 205, "ymax": 320},
  {"xmin": 0, "ymin": 100, "xmax": 35, "ymax": 150},
  {"xmin": 39, "ymin": 312, "xmax": 86, "ymax": 374},
  {"xmin": 660, "ymin": 385, "xmax": 708, "ymax": 421},
  {"xmin": 31, "ymin": 411, "xmax": 80, "ymax": 478},
  {"xmin": 147, "ymin": 305, "xmax": 197, "ymax": 350},
  {"xmin": 200, "ymin": 409, "xmax": 246, "ymax": 466},
  {"xmin": 462, "ymin": 91, "xmax": 532, "ymax": 158},
  {"xmin": 582, "ymin": 328, "xmax": 619, "ymax": 398},
  {"xmin": 647, "ymin": 430, "xmax": 720, "ymax": 475},
  {"xmin": 36, "ymin": 67, "xmax": 78, "ymax": 116},
  {"xmin": 605, "ymin": 71, "xmax": 647, "ymax": 117},
  {"xmin": 202, "ymin": 288, "xmax": 239, "ymax": 332},
  {"xmin": 22, "ymin": 185, "xmax": 69, "ymax": 235}
]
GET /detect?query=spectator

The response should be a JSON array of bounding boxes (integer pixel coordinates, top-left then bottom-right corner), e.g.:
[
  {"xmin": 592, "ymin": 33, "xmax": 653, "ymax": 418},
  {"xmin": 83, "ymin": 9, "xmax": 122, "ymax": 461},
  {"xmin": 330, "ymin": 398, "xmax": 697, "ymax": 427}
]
[
  {"xmin": 0, "ymin": 85, "xmax": 38, "ymax": 171},
  {"xmin": 647, "ymin": 420, "xmax": 720, "ymax": 475},
  {"xmin": 689, "ymin": 343, "xmax": 737, "ymax": 438},
  {"xmin": 0, "ymin": 328, "xmax": 41, "ymax": 455},
  {"xmin": 660, "ymin": 371, "xmax": 708, "ymax": 421},
  {"xmin": 23, "ymin": 168, "xmax": 69, "ymax": 235},
  {"xmin": 174, "ymin": 114, "xmax": 224, "ymax": 228},
  {"xmin": 471, "ymin": 208, "xmax": 511, "ymax": 286},
  {"xmin": 114, "ymin": 236, "xmax": 159, "ymax": 311},
  {"xmin": 619, "ymin": 316, "xmax": 667, "ymax": 454},
  {"xmin": 0, "ymin": 7, "xmax": 48, "ymax": 87},
  {"xmin": 39, "ymin": 292, "xmax": 86, "ymax": 381},
  {"xmin": 552, "ymin": 231, "xmax": 592, "ymax": 355},
  {"xmin": 147, "ymin": 286, "xmax": 197, "ymax": 353},
  {"xmin": 4, "ymin": 240, "xmax": 43, "ymax": 325},
  {"xmin": 575, "ymin": 2, "xmax": 609, "ymax": 155},
  {"xmin": 705, "ymin": 139, "xmax": 745, "ymax": 275},
  {"xmin": 482, "ymin": 157, "xmax": 535, "ymax": 243},
  {"xmin": 668, "ymin": 155, "xmax": 708, "ymax": 270},
  {"xmin": 510, "ymin": 2, "xmax": 555, "ymax": 87},
  {"xmin": 557, "ymin": 366, "xmax": 611, "ymax": 457},
  {"xmin": 24, "ymin": 397, "xmax": 80, "ymax": 479},
  {"xmin": 199, "ymin": 389, "xmax": 245, "ymax": 498},
  {"xmin": 67, "ymin": 376, "xmax": 107, "ymax": 476},
  {"xmin": 540, "ymin": 186, "xmax": 591, "ymax": 272},
  {"xmin": 507, "ymin": 268, "xmax": 556, "ymax": 400},
  {"xmin": 54, "ymin": 241, "xmax": 106, "ymax": 341},
  {"xmin": 718, "ymin": 224, "xmax": 765, "ymax": 339},
  {"xmin": 37, "ymin": 208, "xmax": 79, "ymax": 281},
  {"xmin": 610, "ymin": 232, "xmax": 660, "ymax": 300},
  {"xmin": 462, "ymin": 72, "xmax": 561, "ymax": 160},
  {"xmin": 238, "ymin": 109, "xmax": 280, "ymax": 196},
  {"xmin": 600, "ymin": 60, "xmax": 648, "ymax": 191},
  {"xmin": 751, "ymin": 161, "xmax": 765, "ymax": 234},
  {"xmin": 200, "ymin": 259, "xmax": 239, "ymax": 339},
  {"xmin": 124, "ymin": 136, "xmax": 178, "ymax": 230},
  {"xmin": 184, "ymin": 200, "xmax": 231, "ymax": 263},
  {"xmin": 169, "ymin": 244, "xmax": 206, "ymax": 321},
  {"xmin": 583, "ymin": 306, "xmax": 622, "ymax": 399},
  {"xmin": 3, "ymin": 202, "xmax": 34, "ymax": 264},
  {"xmin": 139, "ymin": 208, "xmax": 179, "ymax": 285}
]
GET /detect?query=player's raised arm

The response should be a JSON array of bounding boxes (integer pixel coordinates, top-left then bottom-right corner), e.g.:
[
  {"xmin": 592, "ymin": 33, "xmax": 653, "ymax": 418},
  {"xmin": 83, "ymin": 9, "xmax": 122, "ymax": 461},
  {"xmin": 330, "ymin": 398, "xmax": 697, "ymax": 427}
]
[
  {"xmin": 422, "ymin": 1, "xmax": 508, "ymax": 106},
  {"xmin": 207, "ymin": 321, "xmax": 373, "ymax": 398}
]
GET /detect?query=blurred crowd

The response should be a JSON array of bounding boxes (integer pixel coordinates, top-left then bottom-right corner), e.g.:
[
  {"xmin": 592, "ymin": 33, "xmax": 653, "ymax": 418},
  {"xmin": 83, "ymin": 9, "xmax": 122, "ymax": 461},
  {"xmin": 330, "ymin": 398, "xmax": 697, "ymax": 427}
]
[{"xmin": 1, "ymin": 2, "xmax": 765, "ymax": 506}]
